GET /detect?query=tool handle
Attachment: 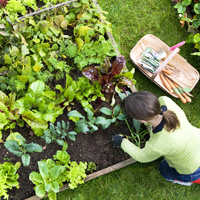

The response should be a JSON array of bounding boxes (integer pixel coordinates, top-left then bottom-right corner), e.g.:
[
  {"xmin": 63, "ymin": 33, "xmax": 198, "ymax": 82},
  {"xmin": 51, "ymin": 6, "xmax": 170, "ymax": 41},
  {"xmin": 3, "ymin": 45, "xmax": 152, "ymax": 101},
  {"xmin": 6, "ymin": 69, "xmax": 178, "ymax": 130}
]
[
  {"xmin": 182, "ymin": 93, "xmax": 192, "ymax": 103},
  {"xmin": 173, "ymin": 82, "xmax": 192, "ymax": 103},
  {"xmin": 161, "ymin": 68, "xmax": 172, "ymax": 75},
  {"xmin": 169, "ymin": 41, "xmax": 185, "ymax": 51},
  {"xmin": 159, "ymin": 73, "xmax": 174, "ymax": 94},
  {"xmin": 165, "ymin": 77, "xmax": 187, "ymax": 103}
]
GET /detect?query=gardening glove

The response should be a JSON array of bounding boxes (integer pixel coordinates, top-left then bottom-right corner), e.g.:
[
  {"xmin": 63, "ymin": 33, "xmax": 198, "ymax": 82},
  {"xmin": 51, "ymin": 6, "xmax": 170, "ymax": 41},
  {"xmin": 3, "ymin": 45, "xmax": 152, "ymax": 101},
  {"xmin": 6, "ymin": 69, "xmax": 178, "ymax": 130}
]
[{"xmin": 112, "ymin": 134, "xmax": 126, "ymax": 147}]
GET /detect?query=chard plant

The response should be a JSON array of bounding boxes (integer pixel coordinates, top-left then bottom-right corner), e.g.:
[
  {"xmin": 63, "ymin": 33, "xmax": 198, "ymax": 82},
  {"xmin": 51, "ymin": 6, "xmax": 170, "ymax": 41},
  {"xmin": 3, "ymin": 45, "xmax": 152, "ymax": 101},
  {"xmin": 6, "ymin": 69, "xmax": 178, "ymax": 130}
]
[
  {"xmin": 68, "ymin": 107, "xmax": 98, "ymax": 134},
  {"xmin": 42, "ymin": 120, "xmax": 77, "ymax": 146},
  {"xmin": 0, "ymin": 91, "xmax": 24, "ymax": 132},
  {"xmin": 0, "ymin": 161, "xmax": 21, "ymax": 200},
  {"xmin": 56, "ymin": 74, "xmax": 104, "ymax": 111},
  {"xmin": 13, "ymin": 80, "xmax": 65, "ymax": 136},
  {"xmin": 95, "ymin": 105, "xmax": 126, "ymax": 129},
  {"xmin": 4, "ymin": 134, "xmax": 43, "ymax": 166}
]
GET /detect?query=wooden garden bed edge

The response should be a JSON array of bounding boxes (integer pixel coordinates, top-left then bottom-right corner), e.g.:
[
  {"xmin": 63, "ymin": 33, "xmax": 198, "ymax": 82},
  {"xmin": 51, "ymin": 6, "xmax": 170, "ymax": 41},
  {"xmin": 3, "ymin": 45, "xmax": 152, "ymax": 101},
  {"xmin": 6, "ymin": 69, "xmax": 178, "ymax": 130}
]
[{"xmin": 25, "ymin": 158, "xmax": 137, "ymax": 200}]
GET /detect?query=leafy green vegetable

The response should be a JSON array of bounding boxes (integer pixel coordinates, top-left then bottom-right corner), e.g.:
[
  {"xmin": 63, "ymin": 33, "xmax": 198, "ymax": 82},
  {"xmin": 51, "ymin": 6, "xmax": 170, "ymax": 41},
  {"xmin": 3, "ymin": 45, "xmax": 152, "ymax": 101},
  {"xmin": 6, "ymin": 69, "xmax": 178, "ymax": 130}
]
[
  {"xmin": 66, "ymin": 161, "xmax": 87, "ymax": 189},
  {"xmin": 13, "ymin": 80, "xmax": 64, "ymax": 135},
  {"xmin": 4, "ymin": 134, "xmax": 43, "ymax": 166},
  {"xmin": 56, "ymin": 74, "xmax": 104, "ymax": 110},
  {"xmin": 0, "ymin": 162, "xmax": 21, "ymax": 200},
  {"xmin": 42, "ymin": 120, "xmax": 77, "ymax": 146},
  {"xmin": 0, "ymin": 91, "xmax": 23, "ymax": 131},
  {"xmin": 53, "ymin": 147, "xmax": 89, "ymax": 189},
  {"xmin": 96, "ymin": 105, "xmax": 126, "ymax": 129},
  {"xmin": 29, "ymin": 159, "xmax": 68, "ymax": 200},
  {"xmin": 68, "ymin": 107, "xmax": 98, "ymax": 134},
  {"xmin": 82, "ymin": 55, "xmax": 136, "ymax": 103}
]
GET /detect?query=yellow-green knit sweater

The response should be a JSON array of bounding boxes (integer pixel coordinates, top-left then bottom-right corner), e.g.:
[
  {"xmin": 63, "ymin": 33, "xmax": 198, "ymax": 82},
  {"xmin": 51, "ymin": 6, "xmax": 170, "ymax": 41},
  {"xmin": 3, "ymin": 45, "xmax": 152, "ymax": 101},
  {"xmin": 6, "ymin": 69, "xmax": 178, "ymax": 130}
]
[{"xmin": 121, "ymin": 96, "xmax": 200, "ymax": 174}]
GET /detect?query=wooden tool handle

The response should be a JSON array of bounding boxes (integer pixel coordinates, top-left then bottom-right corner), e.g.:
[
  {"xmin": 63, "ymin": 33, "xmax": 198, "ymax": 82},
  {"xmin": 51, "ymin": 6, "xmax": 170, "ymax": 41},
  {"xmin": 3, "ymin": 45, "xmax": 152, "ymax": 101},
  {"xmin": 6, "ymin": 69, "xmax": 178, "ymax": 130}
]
[
  {"xmin": 173, "ymin": 82, "xmax": 192, "ymax": 103},
  {"xmin": 161, "ymin": 68, "xmax": 172, "ymax": 75},
  {"xmin": 159, "ymin": 73, "xmax": 174, "ymax": 94},
  {"xmin": 165, "ymin": 76, "xmax": 187, "ymax": 103}
]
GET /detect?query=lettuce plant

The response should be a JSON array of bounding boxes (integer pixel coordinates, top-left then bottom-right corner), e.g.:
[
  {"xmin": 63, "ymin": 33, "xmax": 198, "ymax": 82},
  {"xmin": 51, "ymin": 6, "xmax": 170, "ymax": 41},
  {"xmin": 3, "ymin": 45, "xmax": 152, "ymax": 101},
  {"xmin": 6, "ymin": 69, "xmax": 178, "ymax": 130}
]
[
  {"xmin": 30, "ymin": 145, "xmax": 91, "ymax": 199},
  {"xmin": 53, "ymin": 146, "xmax": 90, "ymax": 189},
  {"xmin": 4, "ymin": 134, "xmax": 43, "ymax": 166},
  {"xmin": 29, "ymin": 159, "xmax": 68, "ymax": 200},
  {"xmin": 0, "ymin": 162, "xmax": 21, "ymax": 200},
  {"xmin": 82, "ymin": 55, "xmax": 136, "ymax": 102}
]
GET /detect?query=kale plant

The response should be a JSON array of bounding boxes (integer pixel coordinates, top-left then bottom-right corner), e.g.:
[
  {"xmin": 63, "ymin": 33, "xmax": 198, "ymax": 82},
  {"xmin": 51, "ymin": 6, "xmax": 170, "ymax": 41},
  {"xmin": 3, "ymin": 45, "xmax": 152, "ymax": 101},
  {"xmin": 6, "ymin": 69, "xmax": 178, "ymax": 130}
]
[{"xmin": 42, "ymin": 120, "xmax": 77, "ymax": 146}]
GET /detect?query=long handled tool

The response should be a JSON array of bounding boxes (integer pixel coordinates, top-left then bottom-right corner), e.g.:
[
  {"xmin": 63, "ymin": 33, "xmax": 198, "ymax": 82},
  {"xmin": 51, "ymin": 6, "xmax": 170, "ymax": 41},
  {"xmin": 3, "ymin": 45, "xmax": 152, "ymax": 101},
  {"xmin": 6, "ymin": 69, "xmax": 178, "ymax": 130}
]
[
  {"xmin": 173, "ymin": 82, "xmax": 192, "ymax": 103},
  {"xmin": 156, "ymin": 41, "xmax": 185, "ymax": 59},
  {"xmin": 164, "ymin": 76, "xmax": 187, "ymax": 103}
]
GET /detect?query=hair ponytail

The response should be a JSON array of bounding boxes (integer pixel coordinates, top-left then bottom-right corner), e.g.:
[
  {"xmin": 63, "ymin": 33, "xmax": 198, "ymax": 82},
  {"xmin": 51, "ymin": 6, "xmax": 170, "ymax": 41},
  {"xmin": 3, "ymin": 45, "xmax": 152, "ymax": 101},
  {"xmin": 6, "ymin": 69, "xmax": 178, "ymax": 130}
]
[
  {"xmin": 162, "ymin": 110, "xmax": 180, "ymax": 132},
  {"xmin": 123, "ymin": 91, "xmax": 180, "ymax": 132}
]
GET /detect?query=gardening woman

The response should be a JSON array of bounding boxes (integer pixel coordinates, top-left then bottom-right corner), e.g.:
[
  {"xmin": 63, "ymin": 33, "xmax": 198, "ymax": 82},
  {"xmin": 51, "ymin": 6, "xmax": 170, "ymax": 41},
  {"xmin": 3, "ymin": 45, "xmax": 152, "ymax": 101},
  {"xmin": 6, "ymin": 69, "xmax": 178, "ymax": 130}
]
[{"xmin": 112, "ymin": 91, "xmax": 200, "ymax": 186}]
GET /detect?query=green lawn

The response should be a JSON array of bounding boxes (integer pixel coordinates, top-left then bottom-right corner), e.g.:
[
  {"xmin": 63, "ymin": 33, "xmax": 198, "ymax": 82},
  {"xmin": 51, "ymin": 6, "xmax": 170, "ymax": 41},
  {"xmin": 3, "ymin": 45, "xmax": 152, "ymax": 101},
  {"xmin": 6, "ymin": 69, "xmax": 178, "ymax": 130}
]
[{"xmin": 53, "ymin": 0, "xmax": 200, "ymax": 199}]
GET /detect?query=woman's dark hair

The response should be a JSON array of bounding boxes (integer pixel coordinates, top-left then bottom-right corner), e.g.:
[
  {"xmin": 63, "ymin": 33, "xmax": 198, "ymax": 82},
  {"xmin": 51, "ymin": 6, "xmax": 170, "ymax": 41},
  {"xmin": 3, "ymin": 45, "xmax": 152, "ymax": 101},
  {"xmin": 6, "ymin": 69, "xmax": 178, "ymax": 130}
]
[{"xmin": 123, "ymin": 91, "xmax": 180, "ymax": 132}]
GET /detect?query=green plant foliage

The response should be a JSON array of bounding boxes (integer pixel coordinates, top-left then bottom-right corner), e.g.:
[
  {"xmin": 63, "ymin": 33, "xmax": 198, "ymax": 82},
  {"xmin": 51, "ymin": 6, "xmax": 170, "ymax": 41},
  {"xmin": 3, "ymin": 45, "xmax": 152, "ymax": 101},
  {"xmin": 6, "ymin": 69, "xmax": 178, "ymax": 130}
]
[
  {"xmin": 4, "ymin": 134, "xmax": 43, "ymax": 166},
  {"xmin": 0, "ymin": 162, "xmax": 21, "ymax": 200},
  {"xmin": 60, "ymin": 39, "xmax": 117, "ymax": 70},
  {"xmin": 0, "ymin": 91, "xmax": 24, "ymax": 131},
  {"xmin": 56, "ymin": 74, "xmax": 104, "ymax": 110},
  {"xmin": 125, "ymin": 119, "xmax": 149, "ymax": 147},
  {"xmin": 29, "ymin": 159, "xmax": 68, "ymax": 200},
  {"xmin": 13, "ymin": 80, "xmax": 65, "ymax": 135},
  {"xmin": 53, "ymin": 147, "xmax": 89, "ymax": 190},
  {"xmin": 174, "ymin": 0, "xmax": 192, "ymax": 13},
  {"xmin": 30, "ymin": 145, "xmax": 93, "ymax": 199},
  {"xmin": 95, "ymin": 105, "xmax": 126, "ymax": 129},
  {"xmin": 66, "ymin": 161, "xmax": 87, "ymax": 190},
  {"xmin": 68, "ymin": 107, "xmax": 98, "ymax": 134},
  {"xmin": 86, "ymin": 161, "xmax": 97, "ymax": 173},
  {"xmin": 42, "ymin": 120, "xmax": 77, "ymax": 146},
  {"xmin": 174, "ymin": 1, "xmax": 200, "ymax": 57},
  {"xmin": 82, "ymin": 55, "xmax": 136, "ymax": 103}
]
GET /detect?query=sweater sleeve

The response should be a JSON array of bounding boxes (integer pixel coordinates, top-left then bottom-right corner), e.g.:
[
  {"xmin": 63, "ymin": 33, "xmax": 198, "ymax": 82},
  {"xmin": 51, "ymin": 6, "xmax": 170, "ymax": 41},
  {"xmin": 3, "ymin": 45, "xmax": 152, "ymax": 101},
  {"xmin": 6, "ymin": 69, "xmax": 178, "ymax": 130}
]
[{"xmin": 121, "ymin": 139, "xmax": 162, "ymax": 163}]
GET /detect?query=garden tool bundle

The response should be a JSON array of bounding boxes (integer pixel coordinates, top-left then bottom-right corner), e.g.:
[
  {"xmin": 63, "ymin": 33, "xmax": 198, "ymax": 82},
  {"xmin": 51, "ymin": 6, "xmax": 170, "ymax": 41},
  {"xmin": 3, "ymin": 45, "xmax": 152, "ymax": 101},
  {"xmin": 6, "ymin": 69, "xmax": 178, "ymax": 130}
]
[
  {"xmin": 138, "ymin": 42, "xmax": 198, "ymax": 103},
  {"xmin": 133, "ymin": 35, "xmax": 199, "ymax": 103}
]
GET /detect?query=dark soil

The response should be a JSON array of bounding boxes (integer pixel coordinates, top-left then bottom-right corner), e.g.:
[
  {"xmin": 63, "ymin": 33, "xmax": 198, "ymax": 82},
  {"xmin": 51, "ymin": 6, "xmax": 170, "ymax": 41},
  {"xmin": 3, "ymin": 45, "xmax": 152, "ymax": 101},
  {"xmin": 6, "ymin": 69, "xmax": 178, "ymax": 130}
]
[{"xmin": 0, "ymin": 73, "xmax": 148, "ymax": 200}]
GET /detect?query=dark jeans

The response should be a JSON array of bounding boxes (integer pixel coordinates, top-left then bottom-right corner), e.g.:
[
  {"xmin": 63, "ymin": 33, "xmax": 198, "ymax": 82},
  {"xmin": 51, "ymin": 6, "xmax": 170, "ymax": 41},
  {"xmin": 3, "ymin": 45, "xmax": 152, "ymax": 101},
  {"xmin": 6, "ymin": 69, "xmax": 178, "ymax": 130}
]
[{"xmin": 159, "ymin": 160, "xmax": 200, "ymax": 182}]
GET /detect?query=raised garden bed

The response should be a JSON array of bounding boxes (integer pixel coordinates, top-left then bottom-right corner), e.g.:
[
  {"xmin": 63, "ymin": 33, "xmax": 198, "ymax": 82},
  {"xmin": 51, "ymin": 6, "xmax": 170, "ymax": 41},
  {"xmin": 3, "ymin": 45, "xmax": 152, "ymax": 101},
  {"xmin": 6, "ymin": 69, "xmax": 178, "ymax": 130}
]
[{"xmin": 0, "ymin": 1, "xmax": 145, "ymax": 200}]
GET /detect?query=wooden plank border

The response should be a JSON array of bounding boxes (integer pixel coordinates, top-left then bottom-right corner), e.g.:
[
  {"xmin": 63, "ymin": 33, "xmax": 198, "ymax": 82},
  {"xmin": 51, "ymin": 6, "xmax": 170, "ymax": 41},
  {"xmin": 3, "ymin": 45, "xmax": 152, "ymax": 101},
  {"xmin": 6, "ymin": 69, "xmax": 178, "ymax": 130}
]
[
  {"xmin": 25, "ymin": 158, "xmax": 136, "ymax": 200},
  {"xmin": 25, "ymin": 1, "xmax": 137, "ymax": 199}
]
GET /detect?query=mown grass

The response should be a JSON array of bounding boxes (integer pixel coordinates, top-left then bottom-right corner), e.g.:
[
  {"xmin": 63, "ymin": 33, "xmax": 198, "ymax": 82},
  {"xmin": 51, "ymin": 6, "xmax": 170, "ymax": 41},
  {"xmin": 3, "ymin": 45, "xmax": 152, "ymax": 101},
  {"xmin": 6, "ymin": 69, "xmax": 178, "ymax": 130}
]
[{"xmin": 54, "ymin": 0, "xmax": 200, "ymax": 199}]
